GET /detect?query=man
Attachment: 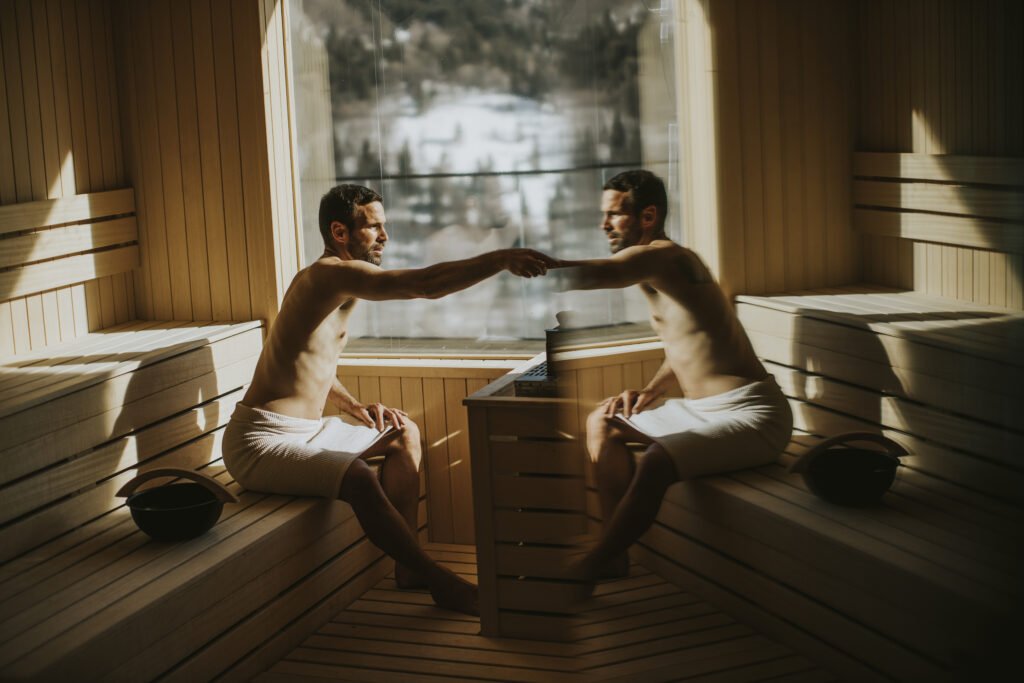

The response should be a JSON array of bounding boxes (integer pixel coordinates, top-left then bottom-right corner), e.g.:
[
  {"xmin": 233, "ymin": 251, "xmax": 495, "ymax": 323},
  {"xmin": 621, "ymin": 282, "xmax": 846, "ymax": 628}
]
[
  {"xmin": 556, "ymin": 170, "xmax": 792, "ymax": 588},
  {"xmin": 223, "ymin": 184, "xmax": 555, "ymax": 615}
]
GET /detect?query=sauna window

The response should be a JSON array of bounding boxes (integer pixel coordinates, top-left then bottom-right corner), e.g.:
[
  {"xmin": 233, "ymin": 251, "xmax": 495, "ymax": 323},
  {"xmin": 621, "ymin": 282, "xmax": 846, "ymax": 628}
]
[{"xmin": 287, "ymin": 0, "xmax": 680, "ymax": 352}]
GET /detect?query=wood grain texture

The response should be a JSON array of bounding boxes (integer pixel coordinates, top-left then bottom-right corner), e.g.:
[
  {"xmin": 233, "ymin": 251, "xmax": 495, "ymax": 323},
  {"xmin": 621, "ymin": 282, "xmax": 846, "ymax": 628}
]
[
  {"xmin": 857, "ymin": 1, "xmax": 1023, "ymax": 308},
  {"xmin": 0, "ymin": 1, "xmax": 132, "ymax": 355}
]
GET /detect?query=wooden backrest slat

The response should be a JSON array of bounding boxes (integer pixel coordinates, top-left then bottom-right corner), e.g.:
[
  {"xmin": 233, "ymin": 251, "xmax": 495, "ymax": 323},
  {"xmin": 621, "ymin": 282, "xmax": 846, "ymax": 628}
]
[
  {"xmin": 853, "ymin": 152, "xmax": 1024, "ymax": 187},
  {"xmin": 0, "ymin": 245, "xmax": 139, "ymax": 301},
  {"xmin": 0, "ymin": 189, "xmax": 138, "ymax": 303},
  {"xmin": 852, "ymin": 152, "xmax": 1024, "ymax": 252},
  {"xmin": 0, "ymin": 188, "xmax": 136, "ymax": 236},
  {"xmin": 0, "ymin": 216, "xmax": 138, "ymax": 270},
  {"xmin": 853, "ymin": 179, "xmax": 1024, "ymax": 222}
]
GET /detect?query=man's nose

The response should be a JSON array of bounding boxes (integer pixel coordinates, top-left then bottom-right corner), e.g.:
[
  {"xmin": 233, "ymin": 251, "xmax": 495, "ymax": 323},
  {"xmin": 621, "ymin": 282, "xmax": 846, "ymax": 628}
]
[{"xmin": 378, "ymin": 227, "xmax": 388, "ymax": 242}]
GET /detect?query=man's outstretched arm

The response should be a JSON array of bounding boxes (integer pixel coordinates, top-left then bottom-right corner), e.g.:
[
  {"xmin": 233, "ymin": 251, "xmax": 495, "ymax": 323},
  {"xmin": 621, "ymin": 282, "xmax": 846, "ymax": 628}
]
[
  {"xmin": 314, "ymin": 248, "xmax": 555, "ymax": 302},
  {"xmin": 553, "ymin": 244, "xmax": 672, "ymax": 290}
]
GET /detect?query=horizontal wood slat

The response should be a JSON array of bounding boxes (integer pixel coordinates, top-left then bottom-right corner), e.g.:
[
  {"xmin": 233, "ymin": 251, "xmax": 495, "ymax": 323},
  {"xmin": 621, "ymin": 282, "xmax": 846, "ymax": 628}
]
[
  {"xmin": 0, "ymin": 189, "xmax": 135, "ymax": 236},
  {"xmin": 853, "ymin": 179, "xmax": 1024, "ymax": 221},
  {"xmin": 0, "ymin": 321, "xmax": 261, "ymax": 418},
  {"xmin": 853, "ymin": 208, "xmax": 1024, "ymax": 253},
  {"xmin": 0, "ymin": 245, "xmax": 139, "ymax": 301},
  {"xmin": 854, "ymin": 152, "xmax": 1024, "ymax": 187},
  {"xmin": 0, "ymin": 217, "xmax": 138, "ymax": 269}
]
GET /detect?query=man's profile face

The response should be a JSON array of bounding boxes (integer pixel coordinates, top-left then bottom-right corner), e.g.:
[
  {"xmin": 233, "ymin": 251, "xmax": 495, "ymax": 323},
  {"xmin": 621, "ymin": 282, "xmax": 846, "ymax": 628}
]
[
  {"xmin": 340, "ymin": 201, "xmax": 388, "ymax": 266},
  {"xmin": 600, "ymin": 190, "xmax": 642, "ymax": 254}
]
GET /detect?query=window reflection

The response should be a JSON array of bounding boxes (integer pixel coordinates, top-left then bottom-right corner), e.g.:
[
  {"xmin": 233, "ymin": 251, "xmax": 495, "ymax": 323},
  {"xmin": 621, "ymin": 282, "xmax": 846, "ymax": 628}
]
[{"xmin": 288, "ymin": 0, "xmax": 679, "ymax": 349}]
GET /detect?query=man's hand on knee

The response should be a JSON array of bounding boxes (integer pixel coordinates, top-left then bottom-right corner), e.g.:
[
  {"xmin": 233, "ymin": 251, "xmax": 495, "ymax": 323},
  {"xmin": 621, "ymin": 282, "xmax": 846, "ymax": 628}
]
[{"xmin": 603, "ymin": 389, "xmax": 661, "ymax": 418}]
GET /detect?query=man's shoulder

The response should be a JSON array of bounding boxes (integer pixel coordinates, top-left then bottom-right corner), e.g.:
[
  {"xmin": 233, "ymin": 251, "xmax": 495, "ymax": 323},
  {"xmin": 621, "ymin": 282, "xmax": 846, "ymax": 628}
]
[
  {"xmin": 304, "ymin": 255, "xmax": 380, "ymax": 280},
  {"xmin": 643, "ymin": 242, "xmax": 715, "ymax": 285}
]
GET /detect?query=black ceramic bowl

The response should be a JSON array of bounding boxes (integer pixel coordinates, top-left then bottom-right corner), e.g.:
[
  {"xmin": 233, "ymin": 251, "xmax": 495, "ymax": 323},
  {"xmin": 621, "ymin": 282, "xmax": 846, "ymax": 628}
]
[
  {"xmin": 127, "ymin": 482, "xmax": 224, "ymax": 541},
  {"xmin": 801, "ymin": 446, "xmax": 900, "ymax": 507}
]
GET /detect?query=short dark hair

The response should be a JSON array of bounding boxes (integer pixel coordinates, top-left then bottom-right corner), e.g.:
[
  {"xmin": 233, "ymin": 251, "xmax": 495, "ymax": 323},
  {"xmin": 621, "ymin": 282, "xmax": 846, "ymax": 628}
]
[
  {"xmin": 319, "ymin": 184, "xmax": 383, "ymax": 245},
  {"xmin": 603, "ymin": 170, "xmax": 668, "ymax": 231}
]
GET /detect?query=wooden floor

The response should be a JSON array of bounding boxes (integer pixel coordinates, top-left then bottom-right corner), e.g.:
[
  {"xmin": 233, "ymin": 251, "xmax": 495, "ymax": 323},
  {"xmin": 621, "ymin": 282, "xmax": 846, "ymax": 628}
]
[{"xmin": 257, "ymin": 544, "xmax": 839, "ymax": 683}]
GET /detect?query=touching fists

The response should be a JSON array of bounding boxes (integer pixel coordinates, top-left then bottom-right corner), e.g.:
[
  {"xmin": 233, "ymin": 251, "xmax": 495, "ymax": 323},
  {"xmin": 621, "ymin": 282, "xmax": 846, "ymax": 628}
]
[{"xmin": 500, "ymin": 249, "xmax": 559, "ymax": 278}]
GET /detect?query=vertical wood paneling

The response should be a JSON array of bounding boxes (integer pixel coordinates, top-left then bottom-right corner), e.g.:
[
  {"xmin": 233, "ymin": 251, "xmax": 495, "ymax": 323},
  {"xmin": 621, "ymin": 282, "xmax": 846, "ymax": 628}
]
[
  {"xmin": 0, "ymin": 0, "xmax": 131, "ymax": 357},
  {"xmin": 170, "ymin": 0, "xmax": 212, "ymax": 321},
  {"xmin": 110, "ymin": 0, "xmax": 299, "ymax": 325},
  {"xmin": 737, "ymin": 1, "xmax": 765, "ymax": 294},
  {"xmin": 46, "ymin": 0, "xmax": 75, "ymax": 197},
  {"xmin": 443, "ymin": 378, "xmax": 473, "ymax": 542},
  {"xmin": 210, "ymin": 0, "xmax": 251, "ymax": 321},
  {"xmin": 710, "ymin": 0, "xmax": 745, "ymax": 297},
  {"xmin": 190, "ymin": 0, "xmax": 232, "ymax": 321},
  {"xmin": 151, "ymin": 0, "xmax": 193, "ymax": 320},
  {"xmin": 233, "ymin": 0, "xmax": 276, "ymax": 322},
  {"xmin": 421, "ymin": 377, "xmax": 452, "ymax": 542},
  {"xmin": 756, "ymin": 0, "xmax": 786, "ymax": 294},
  {"xmin": 679, "ymin": 1, "xmax": 855, "ymax": 296},
  {"xmin": 858, "ymin": 0, "xmax": 1022, "ymax": 309},
  {"xmin": 777, "ymin": 0, "xmax": 805, "ymax": 292}
]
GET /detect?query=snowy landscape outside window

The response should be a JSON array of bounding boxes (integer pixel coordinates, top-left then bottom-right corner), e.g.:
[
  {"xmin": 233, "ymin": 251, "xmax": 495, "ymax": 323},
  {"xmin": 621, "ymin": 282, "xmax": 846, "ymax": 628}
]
[{"xmin": 288, "ymin": 0, "xmax": 680, "ymax": 352}]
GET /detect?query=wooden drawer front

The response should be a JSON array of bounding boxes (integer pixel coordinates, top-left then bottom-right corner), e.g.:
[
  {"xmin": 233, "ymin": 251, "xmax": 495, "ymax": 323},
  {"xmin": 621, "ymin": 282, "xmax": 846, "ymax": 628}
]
[
  {"xmin": 487, "ymin": 405, "xmax": 573, "ymax": 439},
  {"xmin": 490, "ymin": 440, "xmax": 584, "ymax": 477},
  {"xmin": 493, "ymin": 510, "xmax": 588, "ymax": 544},
  {"xmin": 495, "ymin": 544, "xmax": 578, "ymax": 580},
  {"xmin": 492, "ymin": 476, "xmax": 586, "ymax": 511},
  {"xmin": 497, "ymin": 577, "xmax": 579, "ymax": 614}
]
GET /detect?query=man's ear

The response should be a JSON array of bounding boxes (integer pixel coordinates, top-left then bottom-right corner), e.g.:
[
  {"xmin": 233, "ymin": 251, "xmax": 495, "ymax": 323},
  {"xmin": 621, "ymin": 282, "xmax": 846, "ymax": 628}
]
[
  {"xmin": 330, "ymin": 220, "xmax": 348, "ymax": 245},
  {"xmin": 640, "ymin": 205, "xmax": 658, "ymax": 231}
]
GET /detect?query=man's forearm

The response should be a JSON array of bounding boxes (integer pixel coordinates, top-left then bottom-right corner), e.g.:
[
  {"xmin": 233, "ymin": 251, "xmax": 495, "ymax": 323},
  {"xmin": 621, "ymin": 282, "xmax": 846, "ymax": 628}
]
[
  {"xmin": 643, "ymin": 359, "xmax": 678, "ymax": 395},
  {"xmin": 415, "ymin": 252, "xmax": 504, "ymax": 299},
  {"xmin": 330, "ymin": 377, "xmax": 357, "ymax": 405},
  {"xmin": 552, "ymin": 260, "xmax": 635, "ymax": 291}
]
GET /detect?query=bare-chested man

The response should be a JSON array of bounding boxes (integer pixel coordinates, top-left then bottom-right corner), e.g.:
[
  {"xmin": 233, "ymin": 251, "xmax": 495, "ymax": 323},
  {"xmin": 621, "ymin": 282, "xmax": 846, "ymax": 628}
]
[
  {"xmin": 557, "ymin": 170, "xmax": 792, "ymax": 588},
  {"xmin": 223, "ymin": 184, "xmax": 555, "ymax": 615}
]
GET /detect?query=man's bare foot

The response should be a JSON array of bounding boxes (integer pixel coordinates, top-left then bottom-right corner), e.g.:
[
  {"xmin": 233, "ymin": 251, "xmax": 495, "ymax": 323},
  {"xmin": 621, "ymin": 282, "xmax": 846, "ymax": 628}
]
[
  {"xmin": 428, "ymin": 566, "xmax": 479, "ymax": 616},
  {"xmin": 597, "ymin": 553, "xmax": 630, "ymax": 579},
  {"xmin": 395, "ymin": 563, "xmax": 428, "ymax": 589}
]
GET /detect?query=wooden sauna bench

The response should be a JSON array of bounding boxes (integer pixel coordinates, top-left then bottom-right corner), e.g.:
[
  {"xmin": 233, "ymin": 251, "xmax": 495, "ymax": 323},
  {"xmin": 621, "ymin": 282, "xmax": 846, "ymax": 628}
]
[
  {"xmin": 0, "ymin": 190, "xmax": 404, "ymax": 680},
  {"xmin": 634, "ymin": 286, "xmax": 1023, "ymax": 683}
]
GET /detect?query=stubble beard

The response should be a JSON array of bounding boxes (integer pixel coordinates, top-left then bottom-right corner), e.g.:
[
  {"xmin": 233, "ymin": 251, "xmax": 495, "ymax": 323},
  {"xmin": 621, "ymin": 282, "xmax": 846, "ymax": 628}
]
[{"xmin": 355, "ymin": 244, "xmax": 383, "ymax": 266}]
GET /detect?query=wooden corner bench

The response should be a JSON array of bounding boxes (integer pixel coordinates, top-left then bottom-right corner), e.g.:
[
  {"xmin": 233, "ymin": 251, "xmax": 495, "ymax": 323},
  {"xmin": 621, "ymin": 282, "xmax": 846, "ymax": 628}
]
[
  {"xmin": 0, "ymin": 190, "xmax": 403, "ymax": 680},
  {"xmin": 633, "ymin": 286, "xmax": 1023, "ymax": 682}
]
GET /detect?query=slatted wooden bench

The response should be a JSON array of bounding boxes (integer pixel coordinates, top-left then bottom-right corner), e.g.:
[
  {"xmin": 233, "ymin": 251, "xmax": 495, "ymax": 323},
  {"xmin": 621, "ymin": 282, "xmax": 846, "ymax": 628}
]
[
  {"xmin": 632, "ymin": 287, "xmax": 1023, "ymax": 683},
  {"xmin": 0, "ymin": 190, "xmax": 409, "ymax": 680}
]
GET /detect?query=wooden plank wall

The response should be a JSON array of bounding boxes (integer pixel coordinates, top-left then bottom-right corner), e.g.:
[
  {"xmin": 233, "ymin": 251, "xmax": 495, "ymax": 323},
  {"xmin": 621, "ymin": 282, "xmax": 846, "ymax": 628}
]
[
  {"xmin": 857, "ymin": 0, "xmax": 1024, "ymax": 308},
  {"xmin": 334, "ymin": 362, "xmax": 519, "ymax": 545},
  {"xmin": 0, "ymin": 0, "xmax": 134, "ymax": 356},
  {"xmin": 336, "ymin": 351, "xmax": 672, "ymax": 546},
  {"xmin": 675, "ymin": 0, "xmax": 858, "ymax": 298},
  {"xmin": 113, "ymin": 0, "xmax": 300, "ymax": 325}
]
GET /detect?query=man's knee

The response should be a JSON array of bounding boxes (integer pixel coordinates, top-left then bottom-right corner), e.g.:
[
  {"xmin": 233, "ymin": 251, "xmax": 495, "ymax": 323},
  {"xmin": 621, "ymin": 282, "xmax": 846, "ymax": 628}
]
[
  {"xmin": 339, "ymin": 459, "xmax": 381, "ymax": 502},
  {"xmin": 586, "ymin": 404, "xmax": 611, "ymax": 440},
  {"xmin": 394, "ymin": 419, "xmax": 423, "ymax": 470},
  {"xmin": 635, "ymin": 443, "xmax": 678, "ymax": 489}
]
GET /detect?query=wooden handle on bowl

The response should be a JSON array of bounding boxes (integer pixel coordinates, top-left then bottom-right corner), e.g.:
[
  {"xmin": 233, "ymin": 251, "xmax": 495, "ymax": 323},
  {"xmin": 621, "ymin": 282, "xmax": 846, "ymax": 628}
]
[{"xmin": 115, "ymin": 467, "xmax": 239, "ymax": 503}]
